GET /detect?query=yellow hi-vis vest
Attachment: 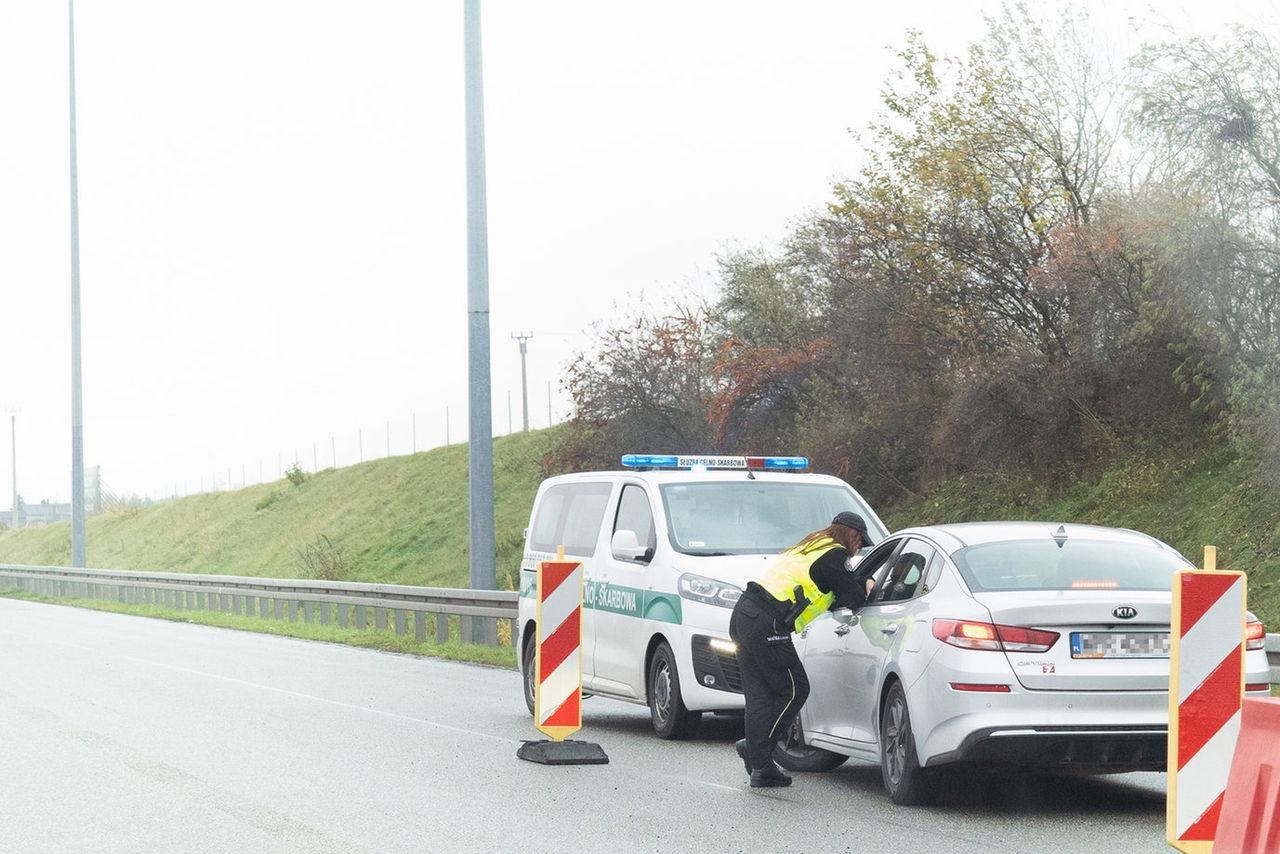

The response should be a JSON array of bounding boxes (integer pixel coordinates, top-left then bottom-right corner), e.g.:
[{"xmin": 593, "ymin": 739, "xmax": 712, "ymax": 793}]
[{"xmin": 758, "ymin": 536, "xmax": 840, "ymax": 633}]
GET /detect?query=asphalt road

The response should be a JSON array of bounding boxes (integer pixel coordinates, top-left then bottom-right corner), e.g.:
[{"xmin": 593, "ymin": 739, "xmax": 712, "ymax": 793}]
[{"xmin": 0, "ymin": 598, "xmax": 1171, "ymax": 853}]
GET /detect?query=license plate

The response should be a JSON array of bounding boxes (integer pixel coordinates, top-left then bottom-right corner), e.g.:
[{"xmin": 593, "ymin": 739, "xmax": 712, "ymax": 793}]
[{"xmin": 1070, "ymin": 631, "xmax": 1170, "ymax": 659}]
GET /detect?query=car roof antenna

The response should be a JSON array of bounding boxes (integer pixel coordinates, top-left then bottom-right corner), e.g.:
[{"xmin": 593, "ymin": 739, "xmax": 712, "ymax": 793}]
[{"xmin": 1052, "ymin": 525, "xmax": 1068, "ymax": 549}]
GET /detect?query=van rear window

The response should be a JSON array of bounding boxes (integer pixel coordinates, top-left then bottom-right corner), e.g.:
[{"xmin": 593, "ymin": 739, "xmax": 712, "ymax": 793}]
[
  {"xmin": 952, "ymin": 539, "xmax": 1192, "ymax": 592},
  {"xmin": 528, "ymin": 483, "xmax": 613, "ymax": 557}
]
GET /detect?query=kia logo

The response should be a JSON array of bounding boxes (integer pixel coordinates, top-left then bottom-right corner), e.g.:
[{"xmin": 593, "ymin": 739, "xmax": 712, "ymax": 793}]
[{"xmin": 1113, "ymin": 606, "xmax": 1138, "ymax": 620}]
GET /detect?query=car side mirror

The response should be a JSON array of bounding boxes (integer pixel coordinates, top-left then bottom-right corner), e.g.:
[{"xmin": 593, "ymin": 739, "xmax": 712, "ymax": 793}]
[
  {"xmin": 832, "ymin": 608, "xmax": 859, "ymax": 627},
  {"xmin": 611, "ymin": 529, "xmax": 648, "ymax": 562}
]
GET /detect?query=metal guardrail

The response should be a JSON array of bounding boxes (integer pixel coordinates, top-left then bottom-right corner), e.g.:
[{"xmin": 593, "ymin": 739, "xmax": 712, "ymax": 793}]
[
  {"xmin": 1267, "ymin": 633, "xmax": 1280, "ymax": 687},
  {"xmin": 0, "ymin": 563, "xmax": 518, "ymax": 648}
]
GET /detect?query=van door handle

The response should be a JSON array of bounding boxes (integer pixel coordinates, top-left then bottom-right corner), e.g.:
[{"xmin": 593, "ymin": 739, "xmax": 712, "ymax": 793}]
[{"xmin": 880, "ymin": 624, "xmax": 899, "ymax": 635}]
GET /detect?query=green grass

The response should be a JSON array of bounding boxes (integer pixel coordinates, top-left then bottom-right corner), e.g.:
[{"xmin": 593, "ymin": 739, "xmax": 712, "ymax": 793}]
[
  {"xmin": 0, "ymin": 428, "xmax": 560, "ymax": 591},
  {"xmin": 883, "ymin": 440, "xmax": 1280, "ymax": 628},
  {"xmin": 0, "ymin": 589, "xmax": 516, "ymax": 668}
]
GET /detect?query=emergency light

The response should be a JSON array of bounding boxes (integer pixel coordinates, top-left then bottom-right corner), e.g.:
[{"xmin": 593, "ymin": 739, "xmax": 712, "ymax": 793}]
[{"xmin": 620, "ymin": 454, "xmax": 810, "ymax": 471}]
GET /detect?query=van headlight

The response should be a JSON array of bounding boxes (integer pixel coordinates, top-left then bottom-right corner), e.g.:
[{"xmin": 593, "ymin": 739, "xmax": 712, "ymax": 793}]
[{"xmin": 678, "ymin": 573, "xmax": 743, "ymax": 608}]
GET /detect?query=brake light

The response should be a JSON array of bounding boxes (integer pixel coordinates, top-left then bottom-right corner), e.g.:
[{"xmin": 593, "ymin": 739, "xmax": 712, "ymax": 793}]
[
  {"xmin": 1246, "ymin": 683, "xmax": 1270, "ymax": 693},
  {"xmin": 1071, "ymin": 580, "xmax": 1119, "ymax": 589},
  {"xmin": 1246, "ymin": 621, "xmax": 1265, "ymax": 651},
  {"xmin": 932, "ymin": 619, "xmax": 1060, "ymax": 653}
]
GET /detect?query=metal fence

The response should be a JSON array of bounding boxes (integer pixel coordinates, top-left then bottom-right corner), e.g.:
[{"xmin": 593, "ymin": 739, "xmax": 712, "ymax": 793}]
[{"xmin": 0, "ymin": 563, "xmax": 518, "ymax": 648}]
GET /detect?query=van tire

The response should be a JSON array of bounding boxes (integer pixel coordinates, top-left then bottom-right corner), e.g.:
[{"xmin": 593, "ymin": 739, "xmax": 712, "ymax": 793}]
[
  {"xmin": 521, "ymin": 634, "xmax": 536, "ymax": 716},
  {"xmin": 648, "ymin": 642, "xmax": 701, "ymax": 739}
]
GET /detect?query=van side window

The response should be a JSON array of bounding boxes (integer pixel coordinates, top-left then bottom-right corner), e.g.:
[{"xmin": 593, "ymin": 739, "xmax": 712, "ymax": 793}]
[
  {"xmin": 613, "ymin": 484, "xmax": 656, "ymax": 561},
  {"xmin": 528, "ymin": 482, "xmax": 612, "ymax": 557}
]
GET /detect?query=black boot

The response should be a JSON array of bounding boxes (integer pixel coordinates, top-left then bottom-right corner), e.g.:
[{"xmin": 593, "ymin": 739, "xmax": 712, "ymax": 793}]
[
  {"xmin": 735, "ymin": 739, "xmax": 751, "ymax": 775},
  {"xmin": 750, "ymin": 762, "xmax": 792, "ymax": 788}
]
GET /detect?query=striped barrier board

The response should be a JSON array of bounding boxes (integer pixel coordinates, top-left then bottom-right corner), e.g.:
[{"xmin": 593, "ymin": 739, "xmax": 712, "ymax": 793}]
[
  {"xmin": 1167, "ymin": 567, "xmax": 1247, "ymax": 853},
  {"xmin": 533, "ymin": 559, "xmax": 585, "ymax": 741}
]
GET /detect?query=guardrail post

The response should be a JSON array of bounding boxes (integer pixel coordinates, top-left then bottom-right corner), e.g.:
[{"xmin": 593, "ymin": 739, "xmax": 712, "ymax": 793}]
[
  {"xmin": 337, "ymin": 603, "xmax": 349, "ymax": 627},
  {"xmin": 319, "ymin": 602, "xmax": 329, "ymax": 625},
  {"xmin": 436, "ymin": 613, "xmax": 450, "ymax": 644},
  {"xmin": 414, "ymin": 611, "xmax": 426, "ymax": 641},
  {"xmin": 375, "ymin": 607, "xmax": 387, "ymax": 630},
  {"xmin": 355, "ymin": 606, "xmax": 367, "ymax": 630},
  {"xmin": 394, "ymin": 609, "xmax": 406, "ymax": 636}
]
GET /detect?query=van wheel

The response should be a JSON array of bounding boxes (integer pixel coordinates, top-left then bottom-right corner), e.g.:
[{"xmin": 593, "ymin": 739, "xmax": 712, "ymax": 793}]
[
  {"xmin": 521, "ymin": 634, "xmax": 536, "ymax": 716},
  {"xmin": 880, "ymin": 681, "xmax": 935, "ymax": 805},
  {"xmin": 774, "ymin": 716, "xmax": 847, "ymax": 772},
  {"xmin": 648, "ymin": 642, "xmax": 701, "ymax": 739}
]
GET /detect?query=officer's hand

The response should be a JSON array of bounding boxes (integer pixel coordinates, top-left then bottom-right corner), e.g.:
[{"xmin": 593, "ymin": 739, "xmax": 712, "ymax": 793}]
[{"xmin": 865, "ymin": 578, "xmax": 875, "ymax": 596}]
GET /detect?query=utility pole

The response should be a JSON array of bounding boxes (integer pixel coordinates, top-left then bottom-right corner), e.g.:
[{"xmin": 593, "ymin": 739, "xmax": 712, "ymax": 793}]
[
  {"xmin": 511, "ymin": 332, "xmax": 532, "ymax": 431},
  {"xmin": 68, "ymin": 0, "xmax": 87, "ymax": 567},
  {"xmin": 464, "ymin": 0, "xmax": 497, "ymax": 634}
]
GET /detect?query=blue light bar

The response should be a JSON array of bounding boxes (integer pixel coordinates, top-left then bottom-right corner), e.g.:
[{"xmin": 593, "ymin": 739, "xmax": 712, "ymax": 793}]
[
  {"xmin": 757, "ymin": 456, "xmax": 809, "ymax": 470},
  {"xmin": 620, "ymin": 454, "xmax": 810, "ymax": 471},
  {"xmin": 621, "ymin": 454, "xmax": 680, "ymax": 468}
]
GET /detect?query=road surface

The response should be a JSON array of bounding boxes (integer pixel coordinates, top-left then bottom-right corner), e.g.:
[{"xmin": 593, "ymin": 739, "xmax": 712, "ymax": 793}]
[{"xmin": 0, "ymin": 597, "xmax": 1170, "ymax": 852}]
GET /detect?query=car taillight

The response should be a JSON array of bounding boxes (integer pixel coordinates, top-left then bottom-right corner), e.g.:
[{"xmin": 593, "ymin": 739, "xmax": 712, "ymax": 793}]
[
  {"xmin": 1246, "ymin": 621, "xmax": 1265, "ymax": 651},
  {"xmin": 1246, "ymin": 683, "xmax": 1270, "ymax": 693},
  {"xmin": 932, "ymin": 619, "xmax": 1060, "ymax": 653}
]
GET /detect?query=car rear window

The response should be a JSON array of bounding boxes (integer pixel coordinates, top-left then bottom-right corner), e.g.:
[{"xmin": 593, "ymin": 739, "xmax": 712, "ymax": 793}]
[{"xmin": 952, "ymin": 538, "xmax": 1192, "ymax": 592}]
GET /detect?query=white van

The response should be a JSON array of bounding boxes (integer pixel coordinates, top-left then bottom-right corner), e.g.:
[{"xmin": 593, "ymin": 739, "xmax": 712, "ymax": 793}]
[{"xmin": 517, "ymin": 454, "xmax": 888, "ymax": 739}]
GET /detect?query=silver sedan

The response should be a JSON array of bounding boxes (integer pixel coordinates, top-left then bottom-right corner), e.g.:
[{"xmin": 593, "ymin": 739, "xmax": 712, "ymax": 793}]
[{"xmin": 775, "ymin": 522, "xmax": 1272, "ymax": 804}]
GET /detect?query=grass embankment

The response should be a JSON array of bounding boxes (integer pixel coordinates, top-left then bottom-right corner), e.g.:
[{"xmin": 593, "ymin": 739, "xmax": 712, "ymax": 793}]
[
  {"xmin": 0, "ymin": 589, "xmax": 515, "ymax": 667},
  {"xmin": 882, "ymin": 441, "xmax": 1280, "ymax": 628},
  {"xmin": 0, "ymin": 428, "xmax": 560, "ymax": 590}
]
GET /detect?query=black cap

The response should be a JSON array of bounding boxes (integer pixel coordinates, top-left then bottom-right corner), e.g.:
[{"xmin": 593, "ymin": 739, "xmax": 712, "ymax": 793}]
[{"xmin": 832, "ymin": 511, "xmax": 874, "ymax": 545}]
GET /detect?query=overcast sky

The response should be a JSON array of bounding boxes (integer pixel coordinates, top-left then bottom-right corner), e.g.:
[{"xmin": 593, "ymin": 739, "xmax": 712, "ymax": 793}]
[{"xmin": 1, "ymin": 0, "xmax": 1274, "ymax": 505}]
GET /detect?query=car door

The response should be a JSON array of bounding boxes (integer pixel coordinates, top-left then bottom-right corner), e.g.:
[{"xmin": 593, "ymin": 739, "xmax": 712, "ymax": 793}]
[
  {"xmin": 801, "ymin": 538, "xmax": 903, "ymax": 743},
  {"xmin": 841, "ymin": 537, "xmax": 939, "ymax": 744},
  {"xmin": 590, "ymin": 482, "xmax": 659, "ymax": 697}
]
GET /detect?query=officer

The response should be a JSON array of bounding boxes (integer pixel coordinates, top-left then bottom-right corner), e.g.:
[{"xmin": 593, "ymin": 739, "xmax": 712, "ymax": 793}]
[{"xmin": 729, "ymin": 511, "xmax": 876, "ymax": 787}]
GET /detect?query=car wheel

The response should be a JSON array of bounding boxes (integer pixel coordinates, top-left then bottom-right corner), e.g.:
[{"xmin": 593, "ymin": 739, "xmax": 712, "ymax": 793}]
[
  {"xmin": 648, "ymin": 641, "xmax": 701, "ymax": 739},
  {"xmin": 521, "ymin": 632, "xmax": 536, "ymax": 716},
  {"xmin": 774, "ymin": 716, "xmax": 847, "ymax": 772},
  {"xmin": 880, "ymin": 681, "xmax": 935, "ymax": 805}
]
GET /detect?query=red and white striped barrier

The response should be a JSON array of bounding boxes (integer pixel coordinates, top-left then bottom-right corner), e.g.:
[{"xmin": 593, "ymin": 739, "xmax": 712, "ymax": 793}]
[
  {"xmin": 1167, "ymin": 562, "xmax": 1246, "ymax": 854},
  {"xmin": 533, "ymin": 559, "xmax": 585, "ymax": 741}
]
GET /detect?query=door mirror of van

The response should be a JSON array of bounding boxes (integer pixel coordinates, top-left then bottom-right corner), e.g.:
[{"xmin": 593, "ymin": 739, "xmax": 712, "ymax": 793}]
[
  {"xmin": 611, "ymin": 529, "xmax": 648, "ymax": 562},
  {"xmin": 832, "ymin": 608, "xmax": 859, "ymax": 627}
]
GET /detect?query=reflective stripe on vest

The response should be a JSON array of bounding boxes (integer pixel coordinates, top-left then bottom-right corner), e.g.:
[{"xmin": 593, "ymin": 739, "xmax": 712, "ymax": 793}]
[{"xmin": 758, "ymin": 537, "xmax": 839, "ymax": 633}]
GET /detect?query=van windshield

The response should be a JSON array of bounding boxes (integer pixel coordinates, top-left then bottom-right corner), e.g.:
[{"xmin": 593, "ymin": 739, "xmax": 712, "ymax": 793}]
[{"xmin": 658, "ymin": 481, "xmax": 883, "ymax": 556}]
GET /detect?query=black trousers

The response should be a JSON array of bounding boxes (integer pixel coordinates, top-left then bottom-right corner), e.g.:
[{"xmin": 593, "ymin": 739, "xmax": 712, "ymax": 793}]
[{"xmin": 729, "ymin": 590, "xmax": 810, "ymax": 771}]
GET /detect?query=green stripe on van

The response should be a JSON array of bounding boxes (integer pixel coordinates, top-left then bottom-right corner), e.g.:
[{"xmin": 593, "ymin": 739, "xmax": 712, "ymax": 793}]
[{"xmin": 519, "ymin": 570, "xmax": 681, "ymax": 624}]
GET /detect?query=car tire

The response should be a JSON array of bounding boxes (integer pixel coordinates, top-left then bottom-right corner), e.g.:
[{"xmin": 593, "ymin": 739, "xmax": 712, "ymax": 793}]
[
  {"xmin": 648, "ymin": 641, "xmax": 701, "ymax": 739},
  {"xmin": 521, "ymin": 632, "xmax": 536, "ymax": 716},
  {"xmin": 774, "ymin": 716, "xmax": 847, "ymax": 772},
  {"xmin": 879, "ymin": 681, "xmax": 935, "ymax": 805}
]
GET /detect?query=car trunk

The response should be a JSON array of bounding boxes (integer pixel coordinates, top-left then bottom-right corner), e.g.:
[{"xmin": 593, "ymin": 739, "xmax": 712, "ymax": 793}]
[{"xmin": 974, "ymin": 590, "xmax": 1172, "ymax": 691}]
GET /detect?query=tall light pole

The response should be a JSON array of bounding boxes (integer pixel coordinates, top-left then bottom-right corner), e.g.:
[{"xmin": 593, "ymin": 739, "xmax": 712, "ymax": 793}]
[
  {"xmin": 68, "ymin": 0, "xmax": 87, "ymax": 567},
  {"xmin": 9, "ymin": 412, "xmax": 17, "ymax": 531},
  {"xmin": 512, "ymin": 331, "xmax": 532, "ymax": 431},
  {"xmin": 465, "ymin": 0, "xmax": 497, "ymax": 625}
]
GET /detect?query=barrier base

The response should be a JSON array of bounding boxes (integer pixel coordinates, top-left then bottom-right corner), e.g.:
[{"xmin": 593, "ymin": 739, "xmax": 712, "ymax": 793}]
[{"xmin": 517, "ymin": 739, "xmax": 609, "ymax": 765}]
